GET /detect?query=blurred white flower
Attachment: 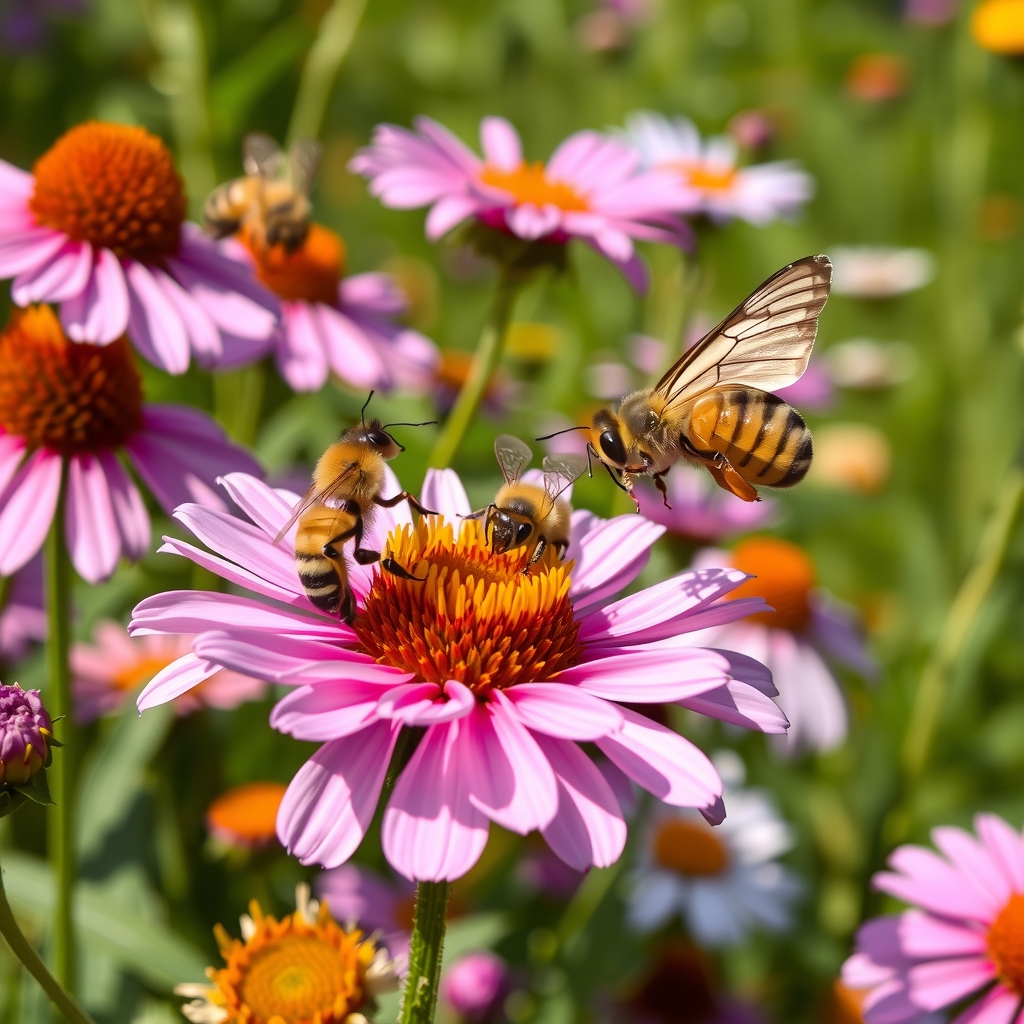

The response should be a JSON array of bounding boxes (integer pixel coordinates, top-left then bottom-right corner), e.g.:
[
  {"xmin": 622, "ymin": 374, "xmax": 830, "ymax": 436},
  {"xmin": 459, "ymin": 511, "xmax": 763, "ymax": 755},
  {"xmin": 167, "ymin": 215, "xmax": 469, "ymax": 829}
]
[
  {"xmin": 830, "ymin": 246, "xmax": 935, "ymax": 297},
  {"xmin": 824, "ymin": 339, "xmax": 917, "ymax": 389}
]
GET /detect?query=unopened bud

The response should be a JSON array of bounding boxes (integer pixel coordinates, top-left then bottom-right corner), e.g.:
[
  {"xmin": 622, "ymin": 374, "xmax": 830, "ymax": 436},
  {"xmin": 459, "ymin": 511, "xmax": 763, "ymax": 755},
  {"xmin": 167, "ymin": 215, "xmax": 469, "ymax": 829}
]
[{"xmin": 0, "ymin": 683, "xmax": 52, "ymax": 787}]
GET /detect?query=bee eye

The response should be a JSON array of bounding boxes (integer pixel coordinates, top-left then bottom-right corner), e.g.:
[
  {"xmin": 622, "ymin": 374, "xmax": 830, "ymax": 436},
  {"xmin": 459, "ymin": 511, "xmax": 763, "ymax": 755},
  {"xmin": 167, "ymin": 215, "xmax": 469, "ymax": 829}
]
[
  {"xmin": 368, "ymin": 430, "xmax": 389, "ymax": 447},
  {"xmin": 515, "ymin": 522, "xmax": 532, "ymax": 545},
  {"xmin": 599, "ymin": 429, "xmax": 626, "ymax": 467}
]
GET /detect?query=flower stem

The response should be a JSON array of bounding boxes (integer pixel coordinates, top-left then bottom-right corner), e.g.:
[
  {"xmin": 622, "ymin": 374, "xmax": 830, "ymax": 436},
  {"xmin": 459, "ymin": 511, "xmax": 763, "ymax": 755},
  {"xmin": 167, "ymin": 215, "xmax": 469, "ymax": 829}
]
[
  {"xmin": 429, "ymin": 273, "xmax": 522, "ymax": 470},
  {"xmin": 0, "ymin": 856, "xmax": 96, "ymax": 1024},
  {"xmin": 398, "ymin": 881, "xmax": 450, "ymax": 1024},
  {"xmin": 44, "ymin": 471, "xmax": 76, "ymax": 994}
]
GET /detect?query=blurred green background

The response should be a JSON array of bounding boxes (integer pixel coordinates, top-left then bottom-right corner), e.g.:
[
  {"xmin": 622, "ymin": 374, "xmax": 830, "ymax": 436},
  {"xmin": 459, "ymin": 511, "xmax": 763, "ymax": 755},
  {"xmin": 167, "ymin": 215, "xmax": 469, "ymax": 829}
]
[{"xmin": 2, "ymin": 0, "xmax": 1024, "ymax": 1022}]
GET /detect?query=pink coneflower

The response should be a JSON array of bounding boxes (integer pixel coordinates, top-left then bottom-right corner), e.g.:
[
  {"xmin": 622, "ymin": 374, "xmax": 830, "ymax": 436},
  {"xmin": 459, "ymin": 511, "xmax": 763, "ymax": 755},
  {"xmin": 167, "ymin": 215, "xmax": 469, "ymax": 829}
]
[
  {"xmin": 0, "ymin": 304, "xmax": 260, "ymax": 583},
  {"xmin": 350, "ymin": 116, "xmax": 693, "ymax": 291},
  {"xmin": 224, "ymin": 223, "xmax": 439, "ymax": 394},
  {"xmin": 0, "ymin": 556, "xmax": 45, "ymax": 664},
  {"xmin": 72, "ymin": 621, "xmax": 266, "ymax": 723},
  {"xmin": 681, "ymin": 539, "xmax": 876, "ymax": 754},
  {"xmin": 132, "ymin": 469, "xmax": 788, "ymax": 881},
  {"xmin": 0, "ymin": 122, "xmax": 279, "ymax": 375},
  {"xmin": 842, "ymin": 813, "xmax": 1024, "ymax": 1024},
  {"xmin": 621, "ymin": 112, "xmax": 814, "ymax": 225}
]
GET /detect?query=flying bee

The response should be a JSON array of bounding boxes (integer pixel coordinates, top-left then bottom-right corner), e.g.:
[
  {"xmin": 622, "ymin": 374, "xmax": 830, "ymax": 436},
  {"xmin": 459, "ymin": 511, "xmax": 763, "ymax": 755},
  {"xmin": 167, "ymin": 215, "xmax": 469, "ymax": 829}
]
[
  {"xmin": 275, "ymin": 399, "xmax": 436, "ymax": 622},
  {"xmin": 470, "ymin": 435, "xmax": 588, "ymax": 567},
  {"xmin": 203, "ymin": 133, "xmax": 321, "ymax": 253},
  {"xmin": 574, "ymin": 254, "xmax": 832, "ymax": 506}
]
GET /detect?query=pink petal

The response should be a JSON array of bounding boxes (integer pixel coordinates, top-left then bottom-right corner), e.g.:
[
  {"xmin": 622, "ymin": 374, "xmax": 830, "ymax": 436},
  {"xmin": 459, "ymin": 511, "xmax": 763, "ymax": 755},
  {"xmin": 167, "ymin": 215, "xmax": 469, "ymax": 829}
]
[
  {"xmin": 12, "ymin": 240, "xmax": 92, "ymax": 304},
  {"xmin": 376, "ymin": 679, "xmax": 475, "ymax": 725},
  {"xmin": 480, "ymin": 117, "xmax": 522, "ymax": 171},
  {"xmin": 270, "ymin": 681, "xmax": 393, "ymax": 740},
  {"xmin": 425, "ymin": 195, "xmax": 480, "ymax": 239},
  {"xmin": 950, "ymin": 986, "xmax": 1023, "ymax": 1024},
  {"xmin": 65, "ymin": 454, "xmax": 122, "ymax": 583},
  {"xmin": 503, "ymin": 683, "xmax": 622, "ymax": 740},
  {"xmin": 60, "ymin": 248, "xmax": 130, "ymax": 344},
  {"xmin": 877, "ymin": 846, "xmax": 996, "ymax": 922},
  {"xmin": 155, "ymin": 267, "xmax": 222, "ymax": 366},
  {"xmin": 595, "ymin": 706, "xmax": 721, "ymax": 809},
  {"xmin": 677, "ymin": 679, "xmax": 789, "ymax": 734},
  {"xmin": 383, "ymin": 720, "xmax": 490, "ymax": 881},
  {"xmin": 318, "ymin": 305, "xmax": 388, "ymax": 390},
  {"xmin": 568, "ymin": 513, "xmax": 665, "ymax": 612},
  {"xmin": 420, "ymin": 469, "xmax": 471, "ymax": 521},
  {"xmin": 339, "ymin": 272, "xmax": 406, "ymax": 316},
  {"xmin": 125, "ymin": 260, "xmax": 191, "ymax": 374},
  {"xmin": 535, "ymin": 735, "xmax": 626, "ymax": 871},
  {"xmin": 137, "ymin": 652, "xmax": 221, "ymax": 711},
  {"xmin": 0, "ymin": 228, "xmax": 67, "ymax": 278},
  {"xmin": 898, "ymin": 911, "xmax": 988, "ymax": 958},
  {"xmin": 564, "ymin": 647, "xmax": 737, "ymax": 702},
  {"xmin": 130, "ymin": 590, "xmax": 335, "ymax": 637},
  {"xmin": 275, "ymin": 302, "xmax": 329, "ymax": 392},
  {"xmin": 0, "ymin": 433, "xmax": 26, "ymax": 495},
  {"xmin": 216, "ymin": 472, "xmax": 295, "ymax": 539},
  {"xmin": 975, "ymin": 813, "xmax": 1024, "ymax": 893},
  {"xmin": 932, "ymin": 826, "xmax": 1012, "ymax": 915},
  {"xmin": 279, "ymin": 721, "xmax": 401, "ymax": 867},
  {"xmin": 99, "ymin": 453, "xmax": 150, "ymax": 560},
  {"xmin": 0, "ymin": 450, "xmax": 61, "ymax": 575},
  {"xmin": 906, "ymin": 957, "xmax": 995, "ymax": 1011}
]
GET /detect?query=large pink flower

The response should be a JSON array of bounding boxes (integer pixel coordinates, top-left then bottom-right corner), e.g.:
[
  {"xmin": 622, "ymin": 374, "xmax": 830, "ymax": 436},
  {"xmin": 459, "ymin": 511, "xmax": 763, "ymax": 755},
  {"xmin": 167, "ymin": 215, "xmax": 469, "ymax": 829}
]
[
  {"xmin": 131, "ymin": 466, "xmax": 788, "ymax": 882},
  {"xmin": 843, "ymin": 814, "xmax": 1024, "ymax": 1024},
  {"xmin": 350, "ymin": 116, "xmax": 693, "ymax": 290},
  {"xmin": 0, "ymin": 122, "xmax": 279, "ymax": 375},
  {"xmin": 0, "ymin": 304, "xmax": 260, "ymax": 583}
]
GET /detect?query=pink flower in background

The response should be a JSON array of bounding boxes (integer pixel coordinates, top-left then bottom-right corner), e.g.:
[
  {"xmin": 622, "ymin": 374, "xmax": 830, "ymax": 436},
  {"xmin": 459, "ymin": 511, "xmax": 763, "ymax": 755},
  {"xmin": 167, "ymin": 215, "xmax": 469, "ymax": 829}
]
[
  {"xmin": 843, "ymin": 814, "xmax": 1024, "ymax": 1024},
  {"xmin": 0, "ymin": 305, "xmax": 261, "ymax": 584},
  {"xmin": 350, "ymin": 115, "xmax": 693, "ymax": 290},
  {"xmin": 681, "ymin": 539, "xmax": 876, "ymax": 754},
  {"xmin": 0, "ymin": 556, "xmax": 45, "ymax": 663},
  {"xmin": 0, "ymin": 123, "xmax": 279, "ymax": 375},
  {"xmin": 441, "ymin": 952, "xmax": 508, "ymax": 1017},
  {"xmin": 224, "ymin": 224, "xmax": 439, "ymax": 394},
  {"xmin": 72, "ymin": 622, "xmax": 266, "ymax": 723},
  {"xmin": 131, "ymin": 469, "xmax": 788, "ymax": 881},
  {"xmin": 622, "ymin": 112, "xmax": 814, "ymax": 225}
]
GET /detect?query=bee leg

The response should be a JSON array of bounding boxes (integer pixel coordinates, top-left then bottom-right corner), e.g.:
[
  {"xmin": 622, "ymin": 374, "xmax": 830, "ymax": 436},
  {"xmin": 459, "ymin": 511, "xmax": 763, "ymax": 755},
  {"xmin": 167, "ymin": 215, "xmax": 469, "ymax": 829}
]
[
  {"xmin": 652, "ymin": 471, "xmax": 673, "ymax": 510},
  {"xmin": 381, "ymin": 558, "xmax": 427, "ymax": 582},
  {"xmin": 524, "ymin": 535, "xmax": 547, "ymax": 572},
  {"xmin": 322, "ymin": 526, "xmax": 357, "ymax": 560},
  {"xmin": 554, "ymin": 541, "xmax": 569, "ymax": 560},
  {"xmin": 340, "ymin": 587, "xmax": 357, "ymax": 624},
  {"xmin": 375, "ymin": 491, "xmax": 438, "ymax": 516},
  {"xmin": 706, "ymin": 458, "xmax": 760, "ymax": 503}
]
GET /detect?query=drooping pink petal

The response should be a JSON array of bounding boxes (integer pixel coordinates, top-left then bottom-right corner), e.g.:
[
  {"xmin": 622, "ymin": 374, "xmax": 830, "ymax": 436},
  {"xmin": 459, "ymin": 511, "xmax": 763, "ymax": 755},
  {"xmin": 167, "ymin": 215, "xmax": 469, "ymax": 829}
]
[
  {"xmin": 60, "ymin": 248, "xmax": 130, "ymax": 344},
  {"xmin": 480, "ymin": 117, "xmax": 523, "ymax": 171},
  {"xmin": 65, "ymin": 453, "xmax": 123, "ymax": 583},
  {"xmin": 502, "ymin": 683, "xmax": 622, "ymax": 740},
  {"xmin": 677, "ymin": 679, "xmax": 789, "ymax": 734},
  {"xmin": 279, "ymin": 720, "xmax": 401, "ymax": 868},
  {"xmin": 125, "ymin": 260, "xmax": 191, "ymax": 374},
  {"xmin": 12, "ymin": 240, "xmax": 93, "ymax": 304},
  {"xmin": 950, "ymin": 986, "xmax": 1023, "ymax": 1024},
  {"xmin": 216, "ymin": 472, "xmax": 296, "ymax": 540},
  {"xmin": 130, "ymin": 591, "xmax": 335, "ymax": 638},
  {"xmin": 0, "ymin": 449, "xmax": 62, "ymax": 575},
  {"xmin": 137, "ymin": 652, "xmax": 222, "ymax": 711},
  {"xmin": 154, "ymin": 265, "xmax": 223, "ymax": 366},
  {"xmin": 99, "ymin": 453, "xmax": 150, "ymax": 560},
  {"xmin": 318, "ymin": 304, "xmax": 388, "ymax": 390},
  {"xmin": 270, "ymin": 681, "xmax": 393, "ymax": 740},
  {"xmin": 0, "ymin": 228, "xmax": 67, "ymax": 278},
  {"xmin": 376, "ymin": 680, "xmax": 475, "ymax": 725},
  {"xmin": 339, "ymin": 272, "xmax": 407, "ymax": 316},
  {"xmin": 275, "ymin": 302, "xmax": 329, "ymax": 392}
]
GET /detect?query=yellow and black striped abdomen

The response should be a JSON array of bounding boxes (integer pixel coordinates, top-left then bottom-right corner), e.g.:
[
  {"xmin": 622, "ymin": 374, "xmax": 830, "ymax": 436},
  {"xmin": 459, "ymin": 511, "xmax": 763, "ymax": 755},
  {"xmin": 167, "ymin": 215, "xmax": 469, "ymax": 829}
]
[
  {"xmin": 294, "ymin": 508, "xmax": 357, "ymax": 618},
  {"xmin": 686, "ymin": 387, "xmax": 812, "ymax": 488}
]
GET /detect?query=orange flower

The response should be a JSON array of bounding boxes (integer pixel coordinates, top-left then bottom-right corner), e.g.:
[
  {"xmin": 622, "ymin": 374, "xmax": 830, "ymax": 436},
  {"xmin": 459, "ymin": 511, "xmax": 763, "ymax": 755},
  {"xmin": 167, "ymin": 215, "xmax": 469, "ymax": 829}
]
[{"xmin": 206, "ymin": 783, "xmax": 288, "ymax": 850}]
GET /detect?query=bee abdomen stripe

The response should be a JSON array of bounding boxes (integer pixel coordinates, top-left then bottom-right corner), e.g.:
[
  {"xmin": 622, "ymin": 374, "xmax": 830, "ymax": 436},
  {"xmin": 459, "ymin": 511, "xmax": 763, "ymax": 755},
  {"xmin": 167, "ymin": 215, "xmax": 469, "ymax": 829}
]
[
  {"xmin": 757, "ymin": 407, "xmax": 806, "ymax": 478},
  {"xmin": 737, "ymin": 401, "xmax": 779, "ymax": 468}
]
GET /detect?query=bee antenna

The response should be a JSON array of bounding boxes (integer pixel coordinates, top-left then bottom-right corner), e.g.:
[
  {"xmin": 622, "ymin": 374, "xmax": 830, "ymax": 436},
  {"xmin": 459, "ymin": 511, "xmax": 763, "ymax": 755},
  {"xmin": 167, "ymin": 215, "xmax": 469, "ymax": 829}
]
[
  {"xmin": 382, "ymin": 420, "xmax": 439, "ymax": 430},
  {"xmin": 535, "ymin": 425, "xmax": 590, "ymax": 441},
  {"xmin": 360, "ymin": 391, "xmax": 375, "ymax": 428}
]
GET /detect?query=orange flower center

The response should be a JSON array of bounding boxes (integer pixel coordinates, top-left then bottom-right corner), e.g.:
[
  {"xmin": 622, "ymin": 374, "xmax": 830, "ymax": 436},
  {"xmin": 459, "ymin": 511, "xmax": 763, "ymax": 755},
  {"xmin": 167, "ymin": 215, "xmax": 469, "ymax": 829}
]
[
  {"xmin": 478, "ymin": 162, "xmax": 589, "ymax": 212},
  {"xmin": 729, "ymin": 536, "xmax": 815, "ymax": 632},
  {"xmin": 354, "ymin": 517, "xmax": 581, "ymax": 695},
  {"xmin": 652, "ymin": 819, "xmax": 729, "ymax": 877},
  {"xmin": 823, "ymin": 981, "xmax": 866, "ymax": 1024},
  {"xmin": 210, "ymin": 901, "xmax": 376, "ymax": 1024},
  {"xmin": 0, "ymin": 305, "xmax": 142, "ymax": 456},
  {"xmin": 664, "ymin": 160, "xmax": 738, "ymax": 194},
  {"xmin": 111, "ymin": 654, "xmax": 175, "ymax": 692},
  {"xmin": 242, "ymin": 222, "xmax": 345, "ymax": 306},
  {"xmin": 29, "ymin": 122, "xmax": 185, "ymax": 262},
  {"xmin": 988, "ymin": 892, "xmax": 1024, "ymax": 996},
  {"xmin": 206, "ymin": 782, "xmax": 287, "ymax": 847}
]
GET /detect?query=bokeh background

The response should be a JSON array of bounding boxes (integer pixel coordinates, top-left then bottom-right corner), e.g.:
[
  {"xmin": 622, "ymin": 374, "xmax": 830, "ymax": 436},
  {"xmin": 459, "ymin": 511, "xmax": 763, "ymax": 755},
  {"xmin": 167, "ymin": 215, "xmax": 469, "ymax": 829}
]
[{"xmin": 2, "ymin": 0, "xmax": 1024, "ymax": 1022}]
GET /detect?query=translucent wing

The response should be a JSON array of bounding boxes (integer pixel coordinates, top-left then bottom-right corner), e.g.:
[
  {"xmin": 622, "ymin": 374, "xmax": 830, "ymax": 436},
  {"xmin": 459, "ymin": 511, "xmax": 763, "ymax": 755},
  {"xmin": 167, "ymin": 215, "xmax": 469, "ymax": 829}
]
[
  {"xmin": 289, "ymin": 138, "xmax": 322, "ymax": 196},
  {"xmin": 494, "ymin": 435, "xmax": 533, "ymax": 487},
  {"xmin": 655, "ymin": 255, "xmax": 832, "ymax": 411},
  {"xmin": 273, "ymin": 461, "xmax": 360, "ymax": 544},
  {"xmin": 242, "ymin": 133, "xmax": 286, "ymax": 179},
  {"xmin": 541, "ymin": 453, "xmax": 588, "ymax": 504}
]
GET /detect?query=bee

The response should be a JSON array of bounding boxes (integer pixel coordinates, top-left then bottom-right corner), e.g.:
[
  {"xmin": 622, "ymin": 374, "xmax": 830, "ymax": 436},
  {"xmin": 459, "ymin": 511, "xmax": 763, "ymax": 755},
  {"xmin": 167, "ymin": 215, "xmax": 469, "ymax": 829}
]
[
  {"xmin": 203, "ymin": 133, "xmax": 321, "ymax": 253},
  {"xmin": 275, "ymin": 401, "xmax": 436, "ymax": 622},
  {"xmin": 584, "ymin": 254, "xmax": 832, "ymax": 505},
  {"xmin": 470, "ymin": 435, "xmax": 588, "ymax": 567}
]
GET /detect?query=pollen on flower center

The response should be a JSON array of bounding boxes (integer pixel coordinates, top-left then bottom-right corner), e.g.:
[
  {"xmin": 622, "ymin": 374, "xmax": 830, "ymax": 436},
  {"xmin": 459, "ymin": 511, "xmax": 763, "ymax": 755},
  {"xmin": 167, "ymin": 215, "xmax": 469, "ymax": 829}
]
[
  {"xmin": 29, "ymin": 122, "xmax": 185, "ymax": 262},
  {"xmin": 729, "ymin": 537, "xmax": 815, "ymax": 632},
  {"xmin": 0, "ymin": 306, "xmax": 143, "ymax": 456},
  {"xmin": 664, "ymin": 160, "xmax": 738, "ymax": 194},
  {"xmin": 652, "ymin": 819, "xmax": 729, "ymax": 877},
  {"xmin": 242, "ymin": 222, "xmax": 345, "ymax": 306},
  {"xmin": 354, "ymin": 517, "xmax": 581, "ymax": 694},
  {"xmin": 478, "ymin": 162, "xmax": 590, "ymax": 212},
  {"xmin": 987, "ymin": 892, "xmax": 1024, "ymax": 995}
]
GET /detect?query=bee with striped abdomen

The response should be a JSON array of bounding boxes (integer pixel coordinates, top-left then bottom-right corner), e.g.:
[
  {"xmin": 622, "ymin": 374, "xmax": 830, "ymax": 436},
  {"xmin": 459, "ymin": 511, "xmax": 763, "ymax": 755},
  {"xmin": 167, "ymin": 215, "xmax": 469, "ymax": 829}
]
[
  {"xmin": 471, "ymin": 435, "xmax": 587, "ymax": 567},
  {"xmin": 585, "ymin": 254, "xmax": 832, "ymax": 505},
  {"xmin": 275, "ymin": 403, "xmax": 435, "ymax": 622},
  {"xmin": 203, "ymin": 133, "xmax": 321, "ymax": 253}
]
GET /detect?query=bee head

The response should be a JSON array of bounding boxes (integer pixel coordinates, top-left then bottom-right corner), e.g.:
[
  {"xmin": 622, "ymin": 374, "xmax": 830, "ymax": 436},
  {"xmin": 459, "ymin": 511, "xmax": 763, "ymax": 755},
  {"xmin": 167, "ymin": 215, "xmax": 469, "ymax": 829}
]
[
  {"xmin": 348, "ymin": 418, "xmax": 403, "ymax": 458},
  {"xmin": 486, "ymin": 507, "xmax": 534, "ymax": 554},
  {"xmin": 591, "ymin": 410, "xmax": 628, "ymax": 469}
]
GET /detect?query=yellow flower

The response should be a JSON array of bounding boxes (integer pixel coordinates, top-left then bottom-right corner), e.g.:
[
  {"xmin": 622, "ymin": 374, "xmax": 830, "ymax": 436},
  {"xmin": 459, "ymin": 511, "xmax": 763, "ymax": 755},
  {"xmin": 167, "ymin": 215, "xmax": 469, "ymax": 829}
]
[{"xmin": 972, "ymin": 0, "xmax": 1024, "ymax": 54}]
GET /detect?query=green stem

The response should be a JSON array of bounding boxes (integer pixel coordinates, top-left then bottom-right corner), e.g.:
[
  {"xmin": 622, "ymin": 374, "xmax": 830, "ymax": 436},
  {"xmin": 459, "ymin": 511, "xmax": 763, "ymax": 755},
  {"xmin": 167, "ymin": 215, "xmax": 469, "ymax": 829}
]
[
  {"xmin": 0, "ymin": 857, "xmax": 96, "ymax": 1024},
  {"xmin": 429, "ymin": 274, "xmax": 522, "ymax": 469},
  {"xmin": 286, "ymin": 0, "xmax": 369, "ymax": 145},
  {"xmin": 44, "ymin": 473, "xmax": 76, "ymax": 994},
  {"xmin": 398, "ymin": 881, "xmax": 449, "ymax": 1024}
]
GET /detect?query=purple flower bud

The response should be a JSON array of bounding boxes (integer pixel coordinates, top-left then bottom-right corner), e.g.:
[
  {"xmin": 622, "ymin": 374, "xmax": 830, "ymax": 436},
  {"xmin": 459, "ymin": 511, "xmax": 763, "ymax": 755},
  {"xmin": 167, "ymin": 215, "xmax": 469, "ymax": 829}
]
[
  {"xmin": 0, "ymin": 683, "xmax": 52, "ymax": 786},
  {"xmin": 441, "ymin": 952, "xmax": 507, "ymax": 1017}
]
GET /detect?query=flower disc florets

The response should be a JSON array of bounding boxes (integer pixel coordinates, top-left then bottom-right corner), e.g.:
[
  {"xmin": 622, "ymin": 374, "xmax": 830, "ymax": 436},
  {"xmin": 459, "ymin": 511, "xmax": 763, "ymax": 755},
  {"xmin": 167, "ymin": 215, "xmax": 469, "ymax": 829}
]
[
  {"xmin": 29, "ymin": 122, "xmax": 185, "ymax": 262},
  {"xmin": 0, "ymin": 305, "xmax": 143, "ymax": 455},
  {"xmin": 242, "ymin": 223, "xmax": 345, "ymax": 306},
  {"xmin": 0, "ymin": 683, "xmax": 51, "ymax": 786},
  {"xmin": 355, "ymin": 518, "xmax": 581, "ymax": 694}
]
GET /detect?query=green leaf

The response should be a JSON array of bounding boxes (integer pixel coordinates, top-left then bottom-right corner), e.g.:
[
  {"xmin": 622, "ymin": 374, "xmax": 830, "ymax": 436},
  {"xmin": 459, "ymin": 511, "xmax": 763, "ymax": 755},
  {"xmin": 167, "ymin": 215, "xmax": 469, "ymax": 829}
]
[
  {"xmin": 1, "ymin": 853, "xmax": 209, "ymax": 988},
  {"xmin": 77, "ymin": 703, "xmax": 175, "ymax": 860},
  {"xmin": 10, "ymin": 766, "xmax": 52, "ymax": 806},
  {"xmin": 0, "ymin": 789, "xmax": 26, "ymax": 819}
]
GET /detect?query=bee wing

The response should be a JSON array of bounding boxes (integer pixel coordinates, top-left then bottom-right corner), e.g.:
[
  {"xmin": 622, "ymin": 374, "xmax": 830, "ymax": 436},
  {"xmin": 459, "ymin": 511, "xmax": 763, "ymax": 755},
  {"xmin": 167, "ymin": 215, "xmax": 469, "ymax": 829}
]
[
  {"xmin": 540, "ymin": 453, "xmax": 588, "ymax": 503},
  {"xmin": 242, "ymin": 133, "xmax": 286, "ymax": 179},
  {"xmin": 289, "ymin": 138, "xmax": 322, "ymax": 196},
  {"xmin": 494, "ymin": 434, "xmax": 533, "ymax": 487},
  {"xmin": 272, "ymin": 462, "xmax": 360, "ymax": 544},
  {"xmin": 655, "ymin": 255, "xmax": 832, "ymax": 412}
]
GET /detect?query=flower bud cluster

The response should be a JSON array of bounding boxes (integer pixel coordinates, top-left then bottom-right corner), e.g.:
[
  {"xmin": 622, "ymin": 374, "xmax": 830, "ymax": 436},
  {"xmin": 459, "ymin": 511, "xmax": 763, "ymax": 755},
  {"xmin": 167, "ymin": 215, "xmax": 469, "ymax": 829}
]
[{"xmin": 0, "ymin": 683, "xmax": 51, "ymax": 787}]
